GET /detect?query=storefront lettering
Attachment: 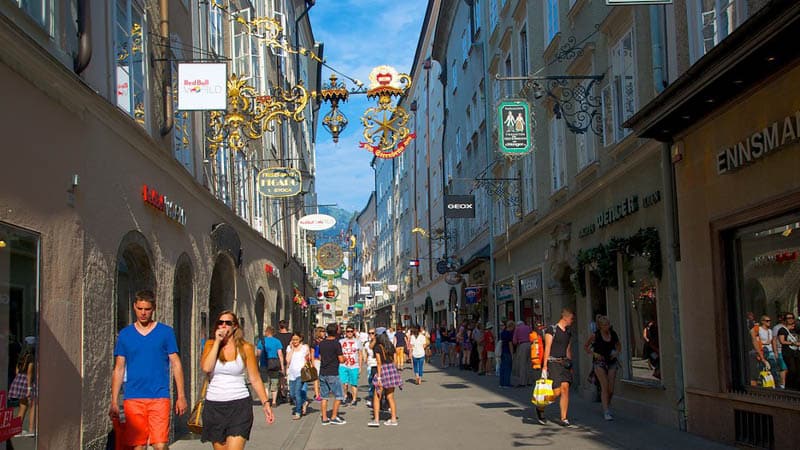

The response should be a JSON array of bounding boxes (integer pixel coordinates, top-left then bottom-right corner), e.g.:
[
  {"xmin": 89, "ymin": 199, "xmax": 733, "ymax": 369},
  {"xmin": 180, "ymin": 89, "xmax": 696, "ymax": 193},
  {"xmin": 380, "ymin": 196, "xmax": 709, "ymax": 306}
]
[
  {"xmin": 716, "ymin": 111, "xmax": 800, "ymax": 175},
  {"xmin": 596, "ymin": 195, "xmax": 639, "ymax": 229},
  {"xmin": 643, "ymin": 190, "xmax": 661, "ymax": 208},
  {"xmin": 142, "ymin": 184, "xmax": 187, "ymax": 226}
]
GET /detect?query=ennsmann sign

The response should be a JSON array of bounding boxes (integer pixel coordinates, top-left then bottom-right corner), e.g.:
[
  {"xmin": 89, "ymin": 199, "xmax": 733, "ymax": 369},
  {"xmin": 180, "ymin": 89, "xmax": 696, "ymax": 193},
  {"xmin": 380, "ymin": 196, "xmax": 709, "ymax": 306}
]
[{"xmin": 716, "ymin": 110, "xmax": 800, "ymax": 175}]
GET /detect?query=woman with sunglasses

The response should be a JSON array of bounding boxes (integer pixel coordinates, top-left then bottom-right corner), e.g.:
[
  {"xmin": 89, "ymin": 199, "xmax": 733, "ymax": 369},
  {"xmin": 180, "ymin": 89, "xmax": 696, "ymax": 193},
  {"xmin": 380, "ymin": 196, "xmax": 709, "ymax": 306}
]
[
  {"xmin": 200, "ymin": 311, "xmax": 274, "ymax": 449},
  {"xmin": 285, "ymin": 332, "xmax": 312, "ymax": 419}
]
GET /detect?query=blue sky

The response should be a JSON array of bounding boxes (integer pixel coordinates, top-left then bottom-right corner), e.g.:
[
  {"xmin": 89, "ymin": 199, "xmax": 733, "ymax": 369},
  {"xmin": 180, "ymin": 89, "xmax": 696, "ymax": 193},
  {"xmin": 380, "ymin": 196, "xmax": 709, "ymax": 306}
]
[{"xmin": 308, "ymin": 0, "xmax": 427, "ymax": 214}]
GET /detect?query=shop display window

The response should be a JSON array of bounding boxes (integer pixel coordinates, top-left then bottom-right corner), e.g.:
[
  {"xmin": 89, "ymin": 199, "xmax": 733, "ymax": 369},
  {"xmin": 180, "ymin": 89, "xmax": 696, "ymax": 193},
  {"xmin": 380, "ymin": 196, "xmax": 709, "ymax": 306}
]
[
  {"xmin": 624, "ymin": 255, "xmax": 662, "ymax": 383},
  {"xmin": 728, "ymin": 212, "xmax": 800, "ymax": 393},
  {"xmin": 1, "ymin": 223, "xmax": 40, "ymax": 443}
]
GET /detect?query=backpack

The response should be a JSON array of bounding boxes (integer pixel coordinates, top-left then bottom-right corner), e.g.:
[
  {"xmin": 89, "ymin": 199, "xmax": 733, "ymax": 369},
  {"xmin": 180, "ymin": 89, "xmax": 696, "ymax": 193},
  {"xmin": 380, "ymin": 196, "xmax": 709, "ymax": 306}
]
[{"xmin": 529, "ymin": 330, "xmax": 544, "ymax": 369}]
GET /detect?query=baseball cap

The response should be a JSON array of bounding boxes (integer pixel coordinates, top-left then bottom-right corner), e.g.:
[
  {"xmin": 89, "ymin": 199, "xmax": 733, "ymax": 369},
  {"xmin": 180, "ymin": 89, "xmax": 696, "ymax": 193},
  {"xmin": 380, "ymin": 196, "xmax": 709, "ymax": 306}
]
[
  {"xmin": 485, "ymin": 322, "xmax": 494, "ymax": 329},
  {"xmin": 375, "ymin": 327, "xmax": 387, "ymax": 335}
]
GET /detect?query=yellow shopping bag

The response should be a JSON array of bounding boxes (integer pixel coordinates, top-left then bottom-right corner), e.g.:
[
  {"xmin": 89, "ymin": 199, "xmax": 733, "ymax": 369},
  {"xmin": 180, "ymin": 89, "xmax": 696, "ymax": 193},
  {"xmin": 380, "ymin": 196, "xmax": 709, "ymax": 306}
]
[
  {"xmin": 760, "ymin": 370, "xmax": 775, "ymax": 388},
  {"xmin": 531, "ymin": 377, "xmax": 555, "ymax": 407}
]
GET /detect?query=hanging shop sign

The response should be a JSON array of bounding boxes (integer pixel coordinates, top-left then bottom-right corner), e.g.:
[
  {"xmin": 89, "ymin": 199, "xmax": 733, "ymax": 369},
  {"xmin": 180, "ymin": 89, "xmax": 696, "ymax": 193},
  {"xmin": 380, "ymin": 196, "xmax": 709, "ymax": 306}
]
[
  {"xmin": 444, "ymin": 195, "xmax": 476, "ymax": 219},
  {"xmin": 498, "ymin": 100, "xmax": 532, "ymax": 154},
  {"xmin": 177, "ymin": 63, "xmax": 227, "ymax": 110},
  {"xmin": 465, "ymin": 287, "xmax": 482, "ymax": 305},
  {"xmin": 257, "ymin": 167, "xmax": 302, "ymax": 197},
  {"xmin": 142, "ymin": 184, "xmax": 186, "ymax": 226},
  {"xmin": 716, "ymin": 109, "xmax": 800, "ymax": 175},
  {"xmin": 497, "ymin": 283, "xmax": 514, "ymax": 302},
  {"xmin": 436, "ymin": 260, "xmax": 449, "ymax": 275},
  {"xmin": 299, "ymin": 214, "xmax": 336, "ymax": 231}
]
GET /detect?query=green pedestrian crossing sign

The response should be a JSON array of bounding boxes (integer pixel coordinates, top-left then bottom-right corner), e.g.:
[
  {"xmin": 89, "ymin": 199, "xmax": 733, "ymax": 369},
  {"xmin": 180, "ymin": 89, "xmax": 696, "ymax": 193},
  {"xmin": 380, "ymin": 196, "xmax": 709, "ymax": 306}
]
[{"xmin": 498, "ymin": 100, "xmax": 532, "ymax": 154}]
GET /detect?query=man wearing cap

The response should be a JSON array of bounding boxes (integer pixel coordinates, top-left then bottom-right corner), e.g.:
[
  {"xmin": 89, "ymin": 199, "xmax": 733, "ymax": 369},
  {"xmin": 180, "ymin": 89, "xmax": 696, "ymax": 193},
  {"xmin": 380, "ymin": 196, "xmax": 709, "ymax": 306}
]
[{"xmin": 481, "ymin": 323, "xmax": 495, "ymax": 375}]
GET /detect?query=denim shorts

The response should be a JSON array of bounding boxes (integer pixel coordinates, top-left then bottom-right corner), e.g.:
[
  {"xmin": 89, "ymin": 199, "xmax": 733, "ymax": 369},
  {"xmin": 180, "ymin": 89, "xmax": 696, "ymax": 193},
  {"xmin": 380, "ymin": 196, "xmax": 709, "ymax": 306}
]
[
  {"xmin": 319, "ymin": 375, "xmax": 345, "ymax": 400},
  {"xmin": 339, "ymin": 366, "xmax": 360, "ymax": 386}
]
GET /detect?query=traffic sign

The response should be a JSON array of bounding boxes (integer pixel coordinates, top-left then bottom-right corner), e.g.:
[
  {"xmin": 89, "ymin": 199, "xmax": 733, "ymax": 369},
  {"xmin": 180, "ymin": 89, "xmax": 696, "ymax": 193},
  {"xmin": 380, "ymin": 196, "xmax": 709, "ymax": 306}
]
[{"xmin": 498, "ymin": 100, "xmax": 532, "ymax": 154}]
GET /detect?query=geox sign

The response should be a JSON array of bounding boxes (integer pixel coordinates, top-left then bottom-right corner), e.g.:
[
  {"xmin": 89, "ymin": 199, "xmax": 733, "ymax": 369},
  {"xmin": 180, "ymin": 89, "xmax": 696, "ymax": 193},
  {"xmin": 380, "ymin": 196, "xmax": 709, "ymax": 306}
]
[{"xmin": 444, "ymin": 195, "xmax": 475, "ymax": 219}]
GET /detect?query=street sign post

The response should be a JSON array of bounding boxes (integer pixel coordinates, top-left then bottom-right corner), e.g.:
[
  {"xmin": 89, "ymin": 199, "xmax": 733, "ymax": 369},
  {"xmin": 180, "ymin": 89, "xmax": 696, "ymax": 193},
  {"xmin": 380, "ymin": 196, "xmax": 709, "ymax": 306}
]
[{"xmin": 498, "ymin": 100, "xmax": 532, "ymax": 154}]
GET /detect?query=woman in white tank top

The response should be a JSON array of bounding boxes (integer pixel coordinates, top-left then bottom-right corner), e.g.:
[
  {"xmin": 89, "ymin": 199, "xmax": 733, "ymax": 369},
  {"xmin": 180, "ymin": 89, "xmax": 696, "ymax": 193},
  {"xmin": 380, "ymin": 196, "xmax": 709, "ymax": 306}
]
[{"xmin": 200, "ymin": 311, "xmax": 274, "ymax": 448}]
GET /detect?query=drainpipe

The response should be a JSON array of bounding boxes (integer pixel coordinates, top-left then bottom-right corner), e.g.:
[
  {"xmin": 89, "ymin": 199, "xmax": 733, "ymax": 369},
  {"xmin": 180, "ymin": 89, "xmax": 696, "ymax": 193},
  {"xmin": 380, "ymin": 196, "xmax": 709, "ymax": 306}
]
[
  {"xmin": 479, "ymin": 37, "xmax": 497, "ymax": 338},
  {"xmin": 662, "ymin": 142, "xmax": 687, "ymax": 431},
  {"xmin": 73, "ymin": 0, "xmax": 92, "ymax": 74},
  {"xmin": 159, "ymin": 0, "xmax": 173, "ymax": 136},
  {"xmin": 650, "ymin": 6, "xmax": 667, "ymax": 93}
]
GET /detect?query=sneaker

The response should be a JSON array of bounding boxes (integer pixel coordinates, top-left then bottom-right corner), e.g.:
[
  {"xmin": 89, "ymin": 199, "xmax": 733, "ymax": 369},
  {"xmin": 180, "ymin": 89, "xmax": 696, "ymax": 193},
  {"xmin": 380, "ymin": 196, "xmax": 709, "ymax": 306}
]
[
  {"xmin": 383, "ymin": 420, "xmax": 398, "ymax": 426},
  {"xmin": 604, "ymin": 411, "xmax": 613, "ymax": 421},
  {"xmin": 292, "ymin": 413, "xmax": 301, "ymax": 420},
  {"xmin": 330, "ymin": 416, "xmax": 347, "ymax": 425},
  {"xmin": 365, "ymin": 400, "xmax": 373, "ymax": 408},
  {"xmin": 351, "ymin": 399, "xmax": 359, "ymax": 407},
  {"xmin": 558, "ymin": 419, "xmax": 575, "ymax": 428},
  {"xmin": 536, "ymin": 409, "xmax": 546, "ymax": 425},
  {"xmin": 321, "ymin": 419, "xmax": 331, "ymax": 426},
  {"xmin": 367, "ymin": 420, "xmax": 380, "ymax": 427},
  {"xmin": 314, "ymin": 395, "xmax": 323, "ymax": 402}
]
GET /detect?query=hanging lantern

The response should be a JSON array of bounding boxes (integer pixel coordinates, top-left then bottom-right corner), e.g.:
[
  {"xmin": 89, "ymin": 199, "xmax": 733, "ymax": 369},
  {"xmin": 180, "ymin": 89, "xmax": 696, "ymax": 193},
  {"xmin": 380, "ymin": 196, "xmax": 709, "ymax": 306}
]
[{"xmin": 318, "ymin": 74, "xmax": 350, "ymax": 143}]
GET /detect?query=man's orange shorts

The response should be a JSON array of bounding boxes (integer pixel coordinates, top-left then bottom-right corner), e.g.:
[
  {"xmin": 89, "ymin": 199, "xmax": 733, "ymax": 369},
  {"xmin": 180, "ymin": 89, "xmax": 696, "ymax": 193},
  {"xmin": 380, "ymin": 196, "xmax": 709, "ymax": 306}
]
[{"xmin": 123, "ymin": 398, "xmax": 171, "ymax": 446}]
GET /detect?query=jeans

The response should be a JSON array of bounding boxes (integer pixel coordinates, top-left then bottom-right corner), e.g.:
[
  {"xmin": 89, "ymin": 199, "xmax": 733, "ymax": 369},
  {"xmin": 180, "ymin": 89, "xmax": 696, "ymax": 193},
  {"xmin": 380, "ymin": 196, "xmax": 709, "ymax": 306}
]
[
  {"xmin": 289, "ymin": 378, "xmax": 307, "ymax": 415},
  {"xmin": 500, "ymin": 352, "xmax": 512, "ymax": 386},
  {"xmin": 413, "ymin": 357, "xmax": 424, "ymax": 377}
]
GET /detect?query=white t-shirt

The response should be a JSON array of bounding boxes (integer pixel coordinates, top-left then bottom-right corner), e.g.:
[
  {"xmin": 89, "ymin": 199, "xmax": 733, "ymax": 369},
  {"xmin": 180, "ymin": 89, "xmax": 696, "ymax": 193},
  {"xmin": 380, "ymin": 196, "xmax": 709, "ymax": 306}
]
[
  {"xmin": 409, "ymin": 334, "xmax": 427, "ymax": 359},
  {"xmin": 339, "ymin": 338, "xmax": 361, "ymax": 368},
  {"xmin": 285, "ymin": 344, "xmax": 309, "ymax": 381},
  {"xmin": 366, "ymin": 344, "xmax": 377, "ymax": 368},
  {"xmin": 757, "ymin": 326, "xmax": 772, "ymax": 348}
]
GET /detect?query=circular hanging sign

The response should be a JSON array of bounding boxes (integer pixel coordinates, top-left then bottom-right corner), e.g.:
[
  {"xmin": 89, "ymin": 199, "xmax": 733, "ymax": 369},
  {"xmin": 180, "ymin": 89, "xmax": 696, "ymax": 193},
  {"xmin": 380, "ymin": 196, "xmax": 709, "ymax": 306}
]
[
  {"xmin": 317, "ymin": 243, "xmax": 344, "ymax": 270},
  {"xmin": 299, "ymin": 214, "xmax": 336, "ymax": 231},
  {"xmin": 436, "ymin": 260, "xmax": 449, "ymax": 275}
]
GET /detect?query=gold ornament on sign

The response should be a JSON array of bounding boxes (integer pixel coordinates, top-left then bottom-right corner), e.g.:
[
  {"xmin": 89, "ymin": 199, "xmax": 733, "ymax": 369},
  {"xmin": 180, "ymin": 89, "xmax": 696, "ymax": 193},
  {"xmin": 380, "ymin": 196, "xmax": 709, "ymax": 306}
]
[
  {"xmin": 359, "ymin": 66, "xmax": 416, "ymax": 158},
  {"xmin": 207, "ymin": 74, "xmax": 309, "ymax": 158}
]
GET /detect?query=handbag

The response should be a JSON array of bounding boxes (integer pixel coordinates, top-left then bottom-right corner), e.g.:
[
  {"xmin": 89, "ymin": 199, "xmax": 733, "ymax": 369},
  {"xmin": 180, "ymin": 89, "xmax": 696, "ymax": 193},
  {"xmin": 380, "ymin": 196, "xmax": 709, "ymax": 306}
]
[
  {"xmin": 531, "ymin": 377, "xmax": 555, "ymax": 407},
  {"xmin": 187, "ymin": 376, "xmax": 209, "ymax": 434},
  {"xmin": 300, "ymin": 361, "xmax": 318, "ymax": 382}
]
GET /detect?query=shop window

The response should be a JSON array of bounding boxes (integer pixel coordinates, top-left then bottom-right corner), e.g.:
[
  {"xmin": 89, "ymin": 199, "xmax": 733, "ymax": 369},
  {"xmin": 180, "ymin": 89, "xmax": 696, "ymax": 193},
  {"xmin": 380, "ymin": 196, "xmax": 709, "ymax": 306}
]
[
  {"xmin": 728, "ymin": 212, "xmax": 800, "ymax": 393},
  {"xmin": 1, "ymin": 223, "xmax": 40, "ymax": 442},
  {"xmin": 624, "ymin": 255, "xmax": 661, "ymax": 382},
  {"xmin": 114, "ymin": 0, "xmax": 148, "ymax": 127}
]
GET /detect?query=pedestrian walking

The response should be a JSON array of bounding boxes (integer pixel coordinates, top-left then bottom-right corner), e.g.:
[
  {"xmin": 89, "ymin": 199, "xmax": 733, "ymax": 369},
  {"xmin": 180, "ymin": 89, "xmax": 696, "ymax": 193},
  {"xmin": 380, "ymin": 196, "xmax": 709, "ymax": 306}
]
[
  {"xmin": 481, "ymin": 322, "xmax": 495, "ymax": 376},
  {"xmin": 199, "ymin": 311, "xmax": 273, "ymax": 448},
  {"xmin": 364, "ymin": 328, "xmax": 379, "ymax": 408},
  {"xmin": 312, "ymin": 326, "xmax": 325, "ymax": 401},
  {"xmin": 409, "ymin": 325, "xmax": 428, "ymax": 385},
  {"xmin": 540, "ymin": 308, "xmax": 575, "ymax": 427},
  {"xmin": 109, "ymin": 290, "xmax": 188, "ymax": 450},
  {"xmin": 275, "ymin": 320, "xmax": 293, "ymax": 403},
  {"xmin": 584, "ymin": 315, "xmax": 621, "ymax": 420},
  {"xmin": 255, "ymin": 326, "xmax": 284, "ymax": 407},
  {"xmin": 499, "ymin": 321, "xmax": 514, "ymax": 387},
  {"xmin": 318, "ymin": 323, "xmax": 347, "ymax": 425},
  {"xmin": 285, "ymin": 333, "xmax": 312, "ymax": 420},
  {"xmin": 339, "ymin": 326, "xmax": 362, "ymax": 406},
  {"xmin": 394, "ymin": 326, "xmax": 408, "ymax": 369},
  {"xmin": 368, "ymin": 330, "xmax": 402, "ymax": 427},
  {"xmin": 777, "ymin": 312, "xmax": 800, "ymax": 389}
]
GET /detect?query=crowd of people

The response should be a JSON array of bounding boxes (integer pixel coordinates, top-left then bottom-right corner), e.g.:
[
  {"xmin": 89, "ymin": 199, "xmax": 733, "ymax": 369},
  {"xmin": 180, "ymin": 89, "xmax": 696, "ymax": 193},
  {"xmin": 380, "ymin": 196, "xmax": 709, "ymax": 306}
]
[{"xmin": 107, "ymin": 289, "xmax": 637, "ymax": 448}]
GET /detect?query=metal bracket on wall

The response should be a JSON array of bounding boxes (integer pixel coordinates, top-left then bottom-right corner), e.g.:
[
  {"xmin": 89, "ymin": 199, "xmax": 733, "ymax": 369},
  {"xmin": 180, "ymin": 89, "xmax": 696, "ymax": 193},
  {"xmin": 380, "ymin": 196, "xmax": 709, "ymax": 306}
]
[
  {"xmin": 472, "ymin": 177, "xmax": 522, "ymax": 218},
  {"xmin": 496, "ymin": 74, "xmax": 605, "ymax": 137}
]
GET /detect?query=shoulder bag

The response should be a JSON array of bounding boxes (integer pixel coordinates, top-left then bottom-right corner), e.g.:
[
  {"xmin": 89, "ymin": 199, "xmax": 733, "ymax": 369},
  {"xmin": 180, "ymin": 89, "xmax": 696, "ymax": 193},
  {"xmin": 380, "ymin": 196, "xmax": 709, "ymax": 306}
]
[{"xmin": 187, "ymin": 376, "xmax": 209, "ymax": 434}]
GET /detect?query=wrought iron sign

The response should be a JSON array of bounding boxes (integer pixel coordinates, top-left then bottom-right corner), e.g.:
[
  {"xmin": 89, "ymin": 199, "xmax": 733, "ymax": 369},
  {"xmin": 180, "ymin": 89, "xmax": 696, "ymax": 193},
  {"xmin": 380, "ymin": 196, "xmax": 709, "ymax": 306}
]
[
  {"xmin": 496, "ymin": 74, "xmax": 604, "ymax": 137},
  {"xmin": 206, "ymin": 74, "xmax": 309, "ymax": 158},
  {"xmin": 359, "ymin": 66, "xmax": 416, "ymax": 158}
]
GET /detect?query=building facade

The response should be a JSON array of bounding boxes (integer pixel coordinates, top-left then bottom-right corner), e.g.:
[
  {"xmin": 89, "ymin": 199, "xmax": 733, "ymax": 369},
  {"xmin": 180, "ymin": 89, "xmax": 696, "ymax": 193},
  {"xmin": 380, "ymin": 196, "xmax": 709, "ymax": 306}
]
[
  {"xmin": 628, "ymin": 1, "xmax": 800, "ymax": 447},
  {"xmin": 0, "ymin": 0, "xmax": 319, "ymax": 448}
]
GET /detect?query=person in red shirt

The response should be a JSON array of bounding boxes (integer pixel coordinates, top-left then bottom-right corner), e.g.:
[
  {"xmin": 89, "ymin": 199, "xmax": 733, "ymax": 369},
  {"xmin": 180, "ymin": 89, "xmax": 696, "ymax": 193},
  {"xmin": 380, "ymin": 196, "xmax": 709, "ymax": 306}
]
[{"xmin": 481, "ymin": 323, "xmax": 495, "ymax": 375}]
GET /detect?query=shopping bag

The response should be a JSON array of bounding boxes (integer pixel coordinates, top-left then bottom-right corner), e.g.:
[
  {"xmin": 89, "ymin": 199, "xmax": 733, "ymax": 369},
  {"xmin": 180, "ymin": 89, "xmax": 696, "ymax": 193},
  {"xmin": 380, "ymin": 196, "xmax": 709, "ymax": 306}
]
[
  {"xmin": 760, "ymin": 370, "xmax": 775, "ymax": 389},
  {"xmin": 531, "ymin": 377, "xmax": 555, "ymax": 407}
]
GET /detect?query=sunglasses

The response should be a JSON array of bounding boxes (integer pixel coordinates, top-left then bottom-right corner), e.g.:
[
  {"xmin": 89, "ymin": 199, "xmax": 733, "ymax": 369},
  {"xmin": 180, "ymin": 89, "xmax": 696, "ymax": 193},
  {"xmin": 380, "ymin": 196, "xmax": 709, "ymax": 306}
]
[
  {"xmin": 368, "ymin": 331, "xmax": 375, "ymax": 335},
  {"xmin": 346, "ymin": 329, "xmax": 354, "ymax": 332},
  {"xmin": 217, "ymin": 320, "xmax": 234, "ymax": 326}
]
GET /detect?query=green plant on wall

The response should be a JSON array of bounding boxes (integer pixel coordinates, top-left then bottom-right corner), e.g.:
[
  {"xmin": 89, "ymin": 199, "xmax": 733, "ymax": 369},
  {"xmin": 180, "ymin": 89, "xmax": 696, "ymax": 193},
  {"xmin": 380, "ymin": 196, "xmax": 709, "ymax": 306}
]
[{"xmin": 574, "ymin": 227, "xmax": 662, "ymax": 297}]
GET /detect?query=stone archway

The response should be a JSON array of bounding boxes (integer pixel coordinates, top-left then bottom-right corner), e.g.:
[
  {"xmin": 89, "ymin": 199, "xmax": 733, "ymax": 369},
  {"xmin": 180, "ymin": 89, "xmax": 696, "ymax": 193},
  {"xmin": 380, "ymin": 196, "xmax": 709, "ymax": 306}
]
[
  {"xmin": 115, "ymin": 231, "xmax": 156, "ymax": 333},
  {"xmin": 209, "ymin": 253, "xmax": 236, "ymax": 325},
  {"xmin": 172, "ymin": 253, "xmax": 193, "ymax": 437}
]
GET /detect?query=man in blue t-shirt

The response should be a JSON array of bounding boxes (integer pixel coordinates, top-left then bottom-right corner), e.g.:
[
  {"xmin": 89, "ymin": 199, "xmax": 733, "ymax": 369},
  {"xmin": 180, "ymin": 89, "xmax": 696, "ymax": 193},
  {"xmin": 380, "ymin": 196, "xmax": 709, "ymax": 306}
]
[
  {"xmin": 256, "ymin": 325, "xmax": 285, "ymax": 407},
  {"xmin": 109, "ymin": 290, "xmax": 187, "ymax": 450}
]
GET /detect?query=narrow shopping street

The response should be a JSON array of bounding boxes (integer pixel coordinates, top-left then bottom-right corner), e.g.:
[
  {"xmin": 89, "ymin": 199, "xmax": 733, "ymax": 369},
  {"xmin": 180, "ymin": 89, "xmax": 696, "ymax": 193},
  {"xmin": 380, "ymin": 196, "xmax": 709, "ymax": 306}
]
[{"xmin": 172, "ymin": 361, "xmax": 730, "ymax": 450}]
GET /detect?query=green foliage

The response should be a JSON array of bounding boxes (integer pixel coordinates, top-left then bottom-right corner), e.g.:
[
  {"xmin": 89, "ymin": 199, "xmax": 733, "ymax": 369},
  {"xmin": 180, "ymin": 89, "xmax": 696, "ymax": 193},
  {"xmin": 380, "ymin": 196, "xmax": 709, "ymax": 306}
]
[{"xmin": 574, "ymin": 227, "xmax": 662, "ymax": 297}]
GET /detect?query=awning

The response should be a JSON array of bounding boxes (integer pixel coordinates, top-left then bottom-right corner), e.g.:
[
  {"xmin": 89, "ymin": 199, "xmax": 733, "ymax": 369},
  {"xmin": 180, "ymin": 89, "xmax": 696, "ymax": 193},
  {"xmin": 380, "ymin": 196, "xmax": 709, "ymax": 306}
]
[
  {"xmin": 625, "ymin": 0, "xmax": 800, "ymax": 141},
  {"xmin": 457, "ymin": 245, "xmax": 490, "ymax": 274}
]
